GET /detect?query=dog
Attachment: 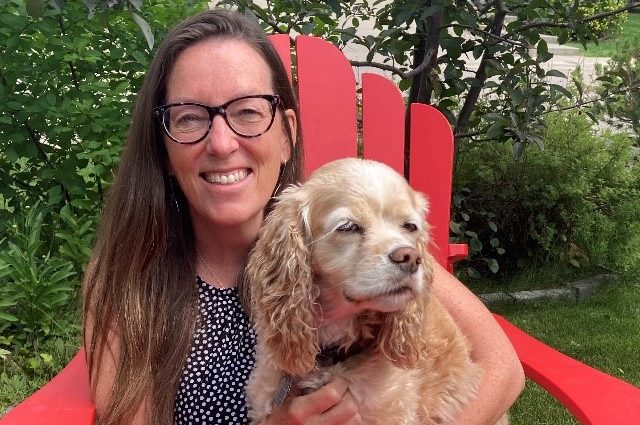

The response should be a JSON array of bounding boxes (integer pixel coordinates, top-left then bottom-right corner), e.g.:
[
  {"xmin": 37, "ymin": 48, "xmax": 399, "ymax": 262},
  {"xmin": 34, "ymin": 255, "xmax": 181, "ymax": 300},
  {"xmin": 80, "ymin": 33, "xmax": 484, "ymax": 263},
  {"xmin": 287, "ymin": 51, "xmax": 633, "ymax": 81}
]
[{"xmin": 245, "ymin": 158, "xmax": 508, "ymax": 424}]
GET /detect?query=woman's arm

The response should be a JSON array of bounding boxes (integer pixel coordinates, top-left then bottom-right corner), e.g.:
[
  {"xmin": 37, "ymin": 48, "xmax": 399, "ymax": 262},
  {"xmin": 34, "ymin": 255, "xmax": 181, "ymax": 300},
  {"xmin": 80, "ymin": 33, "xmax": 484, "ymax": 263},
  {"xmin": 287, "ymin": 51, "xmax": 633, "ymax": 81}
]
[
  {"xmin": 431, "ymin": 262, "xmax": 525, "ymax": 424},
  {"xmin": 84, "ymin": 313, "xmax": 149, "ymax": 425}
]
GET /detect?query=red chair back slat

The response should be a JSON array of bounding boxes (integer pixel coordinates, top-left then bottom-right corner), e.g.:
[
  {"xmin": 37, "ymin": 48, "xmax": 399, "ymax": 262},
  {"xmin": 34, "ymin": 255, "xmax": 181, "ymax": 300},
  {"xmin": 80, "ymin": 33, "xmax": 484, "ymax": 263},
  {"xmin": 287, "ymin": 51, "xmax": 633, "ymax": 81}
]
[
  {"xmin": 407, "ymin": 103, "xmax": 455, "ymax": 268},
  {"xmin": 295, "ymin": 36, "xmax": 358, "ymax": 175},
  {"xmin": 361, "ymin": 73, "xmax": 404, "ymax": 175},
  {"xmin": 269, "ymin": 34, "xmax": 292, "ymax": 82}
]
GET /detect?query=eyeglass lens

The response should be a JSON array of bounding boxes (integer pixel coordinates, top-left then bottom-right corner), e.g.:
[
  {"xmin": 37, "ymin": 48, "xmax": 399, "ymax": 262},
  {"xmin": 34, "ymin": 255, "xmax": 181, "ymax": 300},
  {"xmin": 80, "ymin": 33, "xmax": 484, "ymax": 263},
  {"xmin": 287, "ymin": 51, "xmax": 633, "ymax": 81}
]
[{"xmin": 162, "ymin": 97, "xmax": 275, "ymax": 143}]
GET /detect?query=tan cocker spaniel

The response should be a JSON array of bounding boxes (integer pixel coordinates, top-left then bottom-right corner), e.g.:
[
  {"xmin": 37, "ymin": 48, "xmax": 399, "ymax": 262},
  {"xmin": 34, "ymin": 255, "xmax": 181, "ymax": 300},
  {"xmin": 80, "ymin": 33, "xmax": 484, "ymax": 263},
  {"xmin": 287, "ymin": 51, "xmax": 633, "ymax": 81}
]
[{"xmin": 245, "ymin": 158, "xmax": 508, "ymax": 425}]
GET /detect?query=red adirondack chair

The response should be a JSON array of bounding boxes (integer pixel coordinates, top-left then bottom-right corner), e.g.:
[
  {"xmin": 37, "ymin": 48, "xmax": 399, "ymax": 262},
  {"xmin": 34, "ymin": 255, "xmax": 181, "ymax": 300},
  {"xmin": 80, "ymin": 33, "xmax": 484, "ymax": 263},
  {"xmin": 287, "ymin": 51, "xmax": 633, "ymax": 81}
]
[{"xmin": 2, "ymin": 35, "xmax": 639, "ymax": 425}]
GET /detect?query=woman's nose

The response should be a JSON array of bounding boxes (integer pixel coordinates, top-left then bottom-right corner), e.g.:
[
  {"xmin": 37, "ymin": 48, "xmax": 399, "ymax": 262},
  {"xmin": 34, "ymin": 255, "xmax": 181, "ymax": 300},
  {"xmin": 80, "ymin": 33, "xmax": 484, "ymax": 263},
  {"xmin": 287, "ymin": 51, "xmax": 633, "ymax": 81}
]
[{"xmin": 204, "ymin": 114, "xmax": 240, "ymax": 157}]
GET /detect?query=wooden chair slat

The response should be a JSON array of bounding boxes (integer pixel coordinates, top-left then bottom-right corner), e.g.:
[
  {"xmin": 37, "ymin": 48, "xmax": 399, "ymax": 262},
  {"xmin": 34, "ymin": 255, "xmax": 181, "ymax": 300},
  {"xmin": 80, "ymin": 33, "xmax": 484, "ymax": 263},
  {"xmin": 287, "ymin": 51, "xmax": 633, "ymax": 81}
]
[
  {"xmin": 295, "ymin": 35, "xmax": 357, "ymax": 175},
  {"xmin": 408, "ymin": 103, "xmax": 455, "ymax": 268},
  {"xmin": 361, "ymin": 73, "xmax": 404, "ymax": 175},
  {"xmin": 268, "ymin": 34, "xmax": 292, "ymax": 82}
]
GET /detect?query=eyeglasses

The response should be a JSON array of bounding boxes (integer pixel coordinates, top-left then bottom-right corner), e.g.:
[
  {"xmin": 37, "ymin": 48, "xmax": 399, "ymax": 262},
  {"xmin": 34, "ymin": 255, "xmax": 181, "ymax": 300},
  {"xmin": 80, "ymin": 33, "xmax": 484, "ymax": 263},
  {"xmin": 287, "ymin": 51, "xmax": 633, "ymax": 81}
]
[{"xmin": 154, "ymin": 94, "xmax": 281, "ymax": 144}]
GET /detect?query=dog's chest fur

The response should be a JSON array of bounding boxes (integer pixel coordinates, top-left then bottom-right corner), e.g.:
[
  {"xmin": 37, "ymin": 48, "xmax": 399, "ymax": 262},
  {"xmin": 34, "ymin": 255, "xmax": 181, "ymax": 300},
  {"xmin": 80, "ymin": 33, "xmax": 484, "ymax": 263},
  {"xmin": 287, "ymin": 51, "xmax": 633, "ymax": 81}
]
[{"xmin": 247, "ymin": 298, "xmax": 484, "ymax": 425}]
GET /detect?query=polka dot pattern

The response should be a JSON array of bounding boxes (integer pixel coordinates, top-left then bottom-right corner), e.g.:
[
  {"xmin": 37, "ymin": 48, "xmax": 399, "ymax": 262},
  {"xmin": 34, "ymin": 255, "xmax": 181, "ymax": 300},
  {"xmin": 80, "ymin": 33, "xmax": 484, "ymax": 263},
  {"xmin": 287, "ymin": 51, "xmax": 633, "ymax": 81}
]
[{"xmin": 174, "ymin": 277, "xmax": 256, "ymax": 424}]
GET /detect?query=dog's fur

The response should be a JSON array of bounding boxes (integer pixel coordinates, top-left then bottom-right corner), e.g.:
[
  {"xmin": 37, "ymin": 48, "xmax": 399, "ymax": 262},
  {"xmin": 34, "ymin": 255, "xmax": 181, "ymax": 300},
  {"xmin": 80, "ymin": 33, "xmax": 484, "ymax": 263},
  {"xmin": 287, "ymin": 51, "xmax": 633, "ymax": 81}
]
[{"xmin": 245, "ymin": 158, "xmax": 508, "ymax": 424}]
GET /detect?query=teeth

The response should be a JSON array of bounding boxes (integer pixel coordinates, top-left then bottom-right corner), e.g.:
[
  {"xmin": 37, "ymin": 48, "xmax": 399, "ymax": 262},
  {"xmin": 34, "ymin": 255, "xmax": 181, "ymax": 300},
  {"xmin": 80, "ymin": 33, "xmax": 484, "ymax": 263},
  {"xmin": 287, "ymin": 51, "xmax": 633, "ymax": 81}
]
[{"xmin": 203, "ymin": 169, "xmax": 248, "ymax": 185}]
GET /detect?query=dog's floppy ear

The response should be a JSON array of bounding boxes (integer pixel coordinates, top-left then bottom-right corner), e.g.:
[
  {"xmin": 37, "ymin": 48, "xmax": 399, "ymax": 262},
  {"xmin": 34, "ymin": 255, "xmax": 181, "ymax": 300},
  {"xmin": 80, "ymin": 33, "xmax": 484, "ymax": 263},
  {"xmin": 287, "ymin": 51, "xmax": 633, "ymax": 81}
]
[
  {"xmin": 378, "ymin": 199, "xmax": 434, "ymax": 368},
  {"xmin": 246, "ymin": 186, "xmax": 318, "ymax": 376}
]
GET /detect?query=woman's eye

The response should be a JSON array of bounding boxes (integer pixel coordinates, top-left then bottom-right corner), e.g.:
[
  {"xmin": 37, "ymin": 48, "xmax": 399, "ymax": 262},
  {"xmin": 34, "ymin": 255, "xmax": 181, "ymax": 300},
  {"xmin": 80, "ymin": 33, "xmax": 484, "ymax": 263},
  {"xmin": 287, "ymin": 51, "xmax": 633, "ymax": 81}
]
[
  {"xmin": 233, "ymin": 108, "xmax": 265, "ymax": 123},
  {"xmin": 402, "ymin": 222, "xmax": 418, "ymax": 232},
  {"xmin": 336, "ymin": 221, "xmax": 362, "ymax": 233},
  {"xmin": 175, "ymin": 114, "xmax": 206, "ymax": 128}
]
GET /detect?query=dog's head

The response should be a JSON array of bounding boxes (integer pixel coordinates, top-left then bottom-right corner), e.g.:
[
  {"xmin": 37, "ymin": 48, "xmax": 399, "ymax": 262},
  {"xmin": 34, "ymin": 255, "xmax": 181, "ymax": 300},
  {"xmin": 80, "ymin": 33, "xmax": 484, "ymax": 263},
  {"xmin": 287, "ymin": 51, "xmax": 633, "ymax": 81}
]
[{"xmin": 247, "ymin": 158, "xmax": 434, "ymax": 376}]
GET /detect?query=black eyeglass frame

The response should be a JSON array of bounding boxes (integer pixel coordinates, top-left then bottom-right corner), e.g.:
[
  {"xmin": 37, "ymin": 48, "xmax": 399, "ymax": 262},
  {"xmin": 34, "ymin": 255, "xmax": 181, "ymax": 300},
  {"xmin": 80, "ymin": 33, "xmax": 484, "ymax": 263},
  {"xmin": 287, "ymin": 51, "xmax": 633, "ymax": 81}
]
[{"xmin": 154, "ymin": 94, "xmax": 282, "ymax": 144}]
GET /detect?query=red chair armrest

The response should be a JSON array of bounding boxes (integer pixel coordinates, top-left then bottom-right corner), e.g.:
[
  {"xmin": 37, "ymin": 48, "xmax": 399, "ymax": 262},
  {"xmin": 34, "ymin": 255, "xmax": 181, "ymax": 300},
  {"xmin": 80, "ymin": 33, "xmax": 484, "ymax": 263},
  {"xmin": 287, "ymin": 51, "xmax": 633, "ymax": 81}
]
[
  {"xmin": 494, "ymin": 314, "xmax": 640, "ymax": 425},
  {"xmin": 0, "ymin": 349, "xmax": 95, "ymax": 425},
  {"xmin": 446, "ymin": 243, "xmax": 468, "ymax": 273}
]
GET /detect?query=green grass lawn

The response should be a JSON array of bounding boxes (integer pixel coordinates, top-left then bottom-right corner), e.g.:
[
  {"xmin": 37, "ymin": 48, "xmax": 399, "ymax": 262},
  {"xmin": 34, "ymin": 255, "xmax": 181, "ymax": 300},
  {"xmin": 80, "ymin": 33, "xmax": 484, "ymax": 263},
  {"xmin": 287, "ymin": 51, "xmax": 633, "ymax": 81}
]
[
  {"xmin": 568, "ymin": 13, "xmax": 640, "ymax": 57},
  {"xmin": 487, "ymin": 273, "xmax": 640, "ymax": 424}
]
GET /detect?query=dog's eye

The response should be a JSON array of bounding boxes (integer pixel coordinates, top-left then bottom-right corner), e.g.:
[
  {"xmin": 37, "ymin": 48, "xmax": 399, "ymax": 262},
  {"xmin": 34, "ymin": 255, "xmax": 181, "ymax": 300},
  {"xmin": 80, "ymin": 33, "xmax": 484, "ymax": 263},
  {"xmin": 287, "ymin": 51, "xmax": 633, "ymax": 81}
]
[
  {"xmin": 402, "ymin": 222, "xmax": 418, "ymax": 232},
  {"xmin": 336, "ymin": 221, "xmax": 363, "ymax": 233}
]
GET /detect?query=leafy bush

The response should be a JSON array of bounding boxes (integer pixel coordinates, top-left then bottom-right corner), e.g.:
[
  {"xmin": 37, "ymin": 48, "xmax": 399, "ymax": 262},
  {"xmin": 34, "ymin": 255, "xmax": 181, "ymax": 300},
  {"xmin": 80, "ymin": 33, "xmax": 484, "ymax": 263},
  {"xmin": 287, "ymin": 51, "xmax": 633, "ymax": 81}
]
[
  {"xmin": 505, "ymin": 0, "xmax": 628, "ymax": 41},
  {"xmin": 578, "ymin": 0, "xmax": 629, "ymax": 39},
  {"xmin": 0, "ymin": 203, "xmax": 81, "ymax": 342},
  {"xmin": 0, "ymin": 0, "xmax": 208, "ymax": 242},
  {"xmin": 593, "ymin": 37, "xmax": 640, "ymax": 146},
  {"xmin": 452, "ymin": 109, "xmax": 640, "ymax": 278}
]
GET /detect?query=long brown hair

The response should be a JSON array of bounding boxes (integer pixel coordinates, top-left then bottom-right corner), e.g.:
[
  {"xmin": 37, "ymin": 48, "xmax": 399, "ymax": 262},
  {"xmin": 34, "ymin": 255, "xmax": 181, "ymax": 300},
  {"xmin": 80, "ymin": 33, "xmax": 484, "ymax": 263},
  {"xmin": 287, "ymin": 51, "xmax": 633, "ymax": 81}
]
[{"xmin": 82, "ymin": 9, "xmax": 303, "ymax": 425}]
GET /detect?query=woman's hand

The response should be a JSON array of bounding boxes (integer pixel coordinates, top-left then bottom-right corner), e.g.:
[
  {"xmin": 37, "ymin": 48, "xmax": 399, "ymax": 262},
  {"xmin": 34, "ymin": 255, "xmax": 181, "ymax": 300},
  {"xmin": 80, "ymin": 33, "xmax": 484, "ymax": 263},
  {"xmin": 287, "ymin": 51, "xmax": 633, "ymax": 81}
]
[{"xmin": 265, "ymin": 378, "xmax": 362, "ymax": 425}]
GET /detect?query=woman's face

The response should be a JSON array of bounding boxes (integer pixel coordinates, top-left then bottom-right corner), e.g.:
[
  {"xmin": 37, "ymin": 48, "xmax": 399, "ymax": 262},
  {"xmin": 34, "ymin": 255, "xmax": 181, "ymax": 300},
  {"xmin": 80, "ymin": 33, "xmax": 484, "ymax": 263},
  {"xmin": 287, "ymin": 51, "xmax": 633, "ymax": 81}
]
[{"xmin": 163, "ymin": 38, "xmax": 296, "ymax": 238}]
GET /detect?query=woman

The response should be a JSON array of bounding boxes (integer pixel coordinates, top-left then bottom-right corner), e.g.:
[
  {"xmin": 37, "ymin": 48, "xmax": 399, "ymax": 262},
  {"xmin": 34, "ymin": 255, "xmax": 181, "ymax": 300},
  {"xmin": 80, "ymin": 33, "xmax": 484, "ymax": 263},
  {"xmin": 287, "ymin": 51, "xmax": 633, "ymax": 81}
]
[{"xmin": 82, "ymin": 9, "xmax": 523, "ymax": 425}]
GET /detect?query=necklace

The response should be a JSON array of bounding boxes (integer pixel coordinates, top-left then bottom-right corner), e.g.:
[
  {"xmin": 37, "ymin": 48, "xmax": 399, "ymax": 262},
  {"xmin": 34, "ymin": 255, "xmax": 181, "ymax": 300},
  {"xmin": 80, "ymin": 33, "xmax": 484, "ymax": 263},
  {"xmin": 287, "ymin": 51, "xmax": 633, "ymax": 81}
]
[{"xmin": 196, "ymin": 249, "xmax": 229, "ymax": 289}]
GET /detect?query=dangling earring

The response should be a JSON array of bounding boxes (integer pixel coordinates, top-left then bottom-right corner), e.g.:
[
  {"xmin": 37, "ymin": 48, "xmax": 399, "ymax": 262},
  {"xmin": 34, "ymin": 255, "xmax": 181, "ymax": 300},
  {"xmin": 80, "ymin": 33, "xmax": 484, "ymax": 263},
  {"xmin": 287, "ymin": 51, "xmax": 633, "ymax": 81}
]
[
  {"xmin": 168, "ymin": 175, "xmax": 181, "ymax": 214},
  {"xmin": 271, "ymin": 163, "xmax": 286, "ymax": 199}
]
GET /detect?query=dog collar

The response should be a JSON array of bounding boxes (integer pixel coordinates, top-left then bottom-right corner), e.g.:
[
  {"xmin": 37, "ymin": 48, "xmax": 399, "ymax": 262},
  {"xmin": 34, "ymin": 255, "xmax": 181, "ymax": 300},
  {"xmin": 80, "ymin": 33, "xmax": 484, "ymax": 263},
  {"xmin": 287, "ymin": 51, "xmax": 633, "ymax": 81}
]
[{"xmin": 316, "ymin": 342, "xmax": 372, "ymax": 367}]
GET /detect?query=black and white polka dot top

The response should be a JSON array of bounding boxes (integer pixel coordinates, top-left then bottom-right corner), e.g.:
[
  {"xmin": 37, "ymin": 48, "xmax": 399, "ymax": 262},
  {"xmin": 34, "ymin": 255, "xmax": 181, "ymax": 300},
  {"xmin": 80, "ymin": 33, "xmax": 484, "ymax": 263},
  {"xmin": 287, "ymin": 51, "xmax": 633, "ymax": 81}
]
[{"xmin": 174, "ymin": 277, "xmax": 256, "ymax": 424}]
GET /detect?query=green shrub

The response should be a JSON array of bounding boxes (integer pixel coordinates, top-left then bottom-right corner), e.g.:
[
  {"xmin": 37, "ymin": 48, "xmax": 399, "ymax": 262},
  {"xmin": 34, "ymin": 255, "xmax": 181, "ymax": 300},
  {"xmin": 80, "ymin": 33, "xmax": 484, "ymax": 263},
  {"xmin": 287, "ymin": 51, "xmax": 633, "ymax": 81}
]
[
  {"xmin": 452, "ymin": 109, "xmax": 640, "ymax": 278},
  {"xmin": 0, "ymin": 203, "xmax": 86, "ymax": 344},
  {"xmin": 578, "ymin": 0, "xmax": 628, "ymax": 39},
  {"xmin": 505, "ymin": 0, "xmax": 628, "ymax": 41},
  {"xmin": 594, "ymin": 38, "xmax": 640, "ymax": 145}
]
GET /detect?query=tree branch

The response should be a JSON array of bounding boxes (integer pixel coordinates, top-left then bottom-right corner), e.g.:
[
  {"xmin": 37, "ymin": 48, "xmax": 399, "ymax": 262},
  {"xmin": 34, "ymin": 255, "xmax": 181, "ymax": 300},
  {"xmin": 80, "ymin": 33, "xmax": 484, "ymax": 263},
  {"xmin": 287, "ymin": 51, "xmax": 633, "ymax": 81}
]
[
  {"xmin": 455, "ymin": 0, "xmax": 507, "ymax": 142},
  {"xmin": 0, "ymin": 167, "xmax": 41, "ymax": 196},
  {"xmin": 418, "ymin": 4, "xmax": 445, "ymax": 104},
  {"xmin": 454, "ymin": 80, "xmax": 640, "ymax": 141},
  {"xmin": 349, "ymin": 60, "xmax": 408, "ymax": 78},
  {"xmin": 446, "ymin": 23, "xmax": 528, "ymax": 48},
  {"xmin": 21, "ymin": 117, "xmax": 73, "ymax": 205},
  {"xmin": 57, "ymin": 15, "xmax": 81, "ymax": 91},
  {"xmin": 513, "ymin": 1, "xmax": 640, "ymax": 34}
]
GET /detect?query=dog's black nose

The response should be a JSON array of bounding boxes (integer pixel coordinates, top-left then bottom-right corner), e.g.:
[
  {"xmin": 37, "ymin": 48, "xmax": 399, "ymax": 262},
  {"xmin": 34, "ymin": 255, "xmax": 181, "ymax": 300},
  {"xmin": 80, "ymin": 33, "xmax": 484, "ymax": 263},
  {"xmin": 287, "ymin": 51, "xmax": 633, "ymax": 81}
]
[{"xmin": 389, "ymin": 247, "xmax": 421, "ymax": 273}]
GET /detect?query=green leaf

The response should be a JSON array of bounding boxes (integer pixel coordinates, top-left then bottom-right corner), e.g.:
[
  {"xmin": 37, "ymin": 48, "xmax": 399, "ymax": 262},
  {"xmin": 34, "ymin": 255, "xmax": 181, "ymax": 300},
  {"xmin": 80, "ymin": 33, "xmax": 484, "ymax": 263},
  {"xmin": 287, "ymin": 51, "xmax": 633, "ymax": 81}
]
[
  {"xmin": 470, "ymin": 238, "xmax": 483, "ymax": 252},
  {"xmin": 546, "ymin": 70, "xmax": 566, "ymax": 79},
  {"xmin": 131, "ymin": 51, "xmax": 148, "ymax": 66},
  {"xmin": 131, "ymin": 11, "xmax": 154, "ymax": 50},
  {"xmin": 398, "ymin": 79, "xmax": 411, "ymax": 91},
  {"xmin": 450, "ymin": 221, "xmax": 462, "ymax": 234},
  {"xmin": 487, "ymin": 121, "xmax": 504, "ymax": 139},
  {"xmin": 40, "ymin": 352, "xmax": 54, "ymax": 364},
  {"xmin": 395, "ymin": 8, "xmax": 413, "ymax": 25},
  {"xmin": 484, "ymin": 258, "xmax": 499, "ymax": 274},
  {"xmin": 0, "ymin": 311, "xmax": 19, "ymax": 322},
  {"xmin": 26, "ymin": 0, "xmax": 45, "ymax": 18}
]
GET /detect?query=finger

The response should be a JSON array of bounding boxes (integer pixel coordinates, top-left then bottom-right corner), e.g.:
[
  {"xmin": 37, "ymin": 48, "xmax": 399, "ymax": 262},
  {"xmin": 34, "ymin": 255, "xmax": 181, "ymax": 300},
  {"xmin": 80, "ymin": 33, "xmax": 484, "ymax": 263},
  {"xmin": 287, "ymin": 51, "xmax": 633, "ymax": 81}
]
[
  {"xmin": 317, "ymin": 389, "xmax": 361, "ymax": 425},
  {"xmin": 289, "ymin": 378, "xmax": 349, "ymax": 420}
]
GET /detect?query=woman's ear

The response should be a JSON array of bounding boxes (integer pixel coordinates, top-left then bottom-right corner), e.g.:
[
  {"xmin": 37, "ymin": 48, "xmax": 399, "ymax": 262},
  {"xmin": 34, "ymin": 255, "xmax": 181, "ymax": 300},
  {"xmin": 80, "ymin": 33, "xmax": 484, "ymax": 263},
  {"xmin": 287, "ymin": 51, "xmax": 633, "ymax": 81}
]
[
  {"xmin": 280, "ymin": 109, "xmax": 297, "ymax": 163},
  {"xmin": 246, "ymin": 186, "xmax": 319, "ymax": 376}
]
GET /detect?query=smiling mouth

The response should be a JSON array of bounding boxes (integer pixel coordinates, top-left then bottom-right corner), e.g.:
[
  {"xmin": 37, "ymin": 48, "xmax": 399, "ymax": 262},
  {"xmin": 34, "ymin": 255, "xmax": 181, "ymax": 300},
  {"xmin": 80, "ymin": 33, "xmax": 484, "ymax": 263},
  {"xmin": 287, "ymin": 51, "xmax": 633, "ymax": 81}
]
[{"xmin": 201, "ymin": 169, "xmax": 250, "ymax": 185}]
